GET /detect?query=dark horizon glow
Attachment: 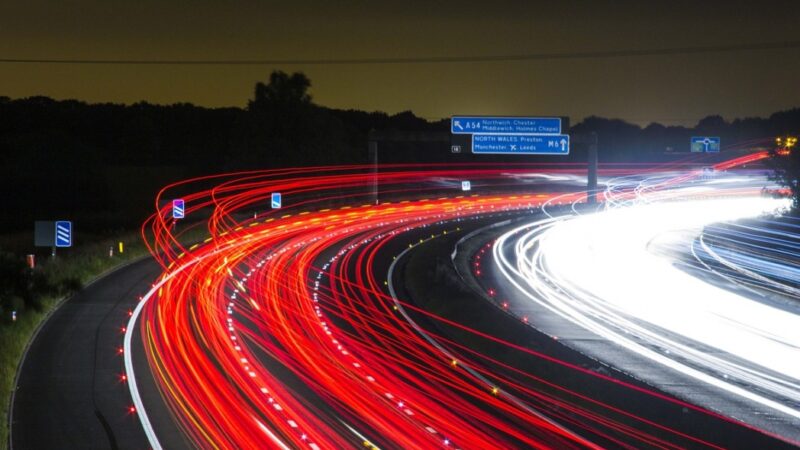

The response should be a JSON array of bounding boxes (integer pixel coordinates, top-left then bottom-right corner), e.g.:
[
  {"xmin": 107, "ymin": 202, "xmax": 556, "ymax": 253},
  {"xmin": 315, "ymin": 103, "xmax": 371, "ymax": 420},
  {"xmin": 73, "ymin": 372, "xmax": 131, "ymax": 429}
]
[{"xmin": 2, "ymin": 0, "xmax": 800, "ymax": 125}]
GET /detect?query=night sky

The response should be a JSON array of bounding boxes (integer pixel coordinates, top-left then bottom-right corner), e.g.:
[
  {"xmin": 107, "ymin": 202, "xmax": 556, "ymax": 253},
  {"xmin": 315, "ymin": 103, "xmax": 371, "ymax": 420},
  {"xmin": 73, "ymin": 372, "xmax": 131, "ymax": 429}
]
[{"xmin": 2, "ymin": 0, "xmax": 800, "ymax": 125}]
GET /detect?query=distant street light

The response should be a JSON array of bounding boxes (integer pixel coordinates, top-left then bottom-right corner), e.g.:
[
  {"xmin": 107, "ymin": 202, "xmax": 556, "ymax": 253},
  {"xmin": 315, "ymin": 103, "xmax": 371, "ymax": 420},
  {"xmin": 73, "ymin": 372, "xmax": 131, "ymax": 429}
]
[{"xmin": 775, "ymin": 136, "xmax": 797, "ymax": 156}]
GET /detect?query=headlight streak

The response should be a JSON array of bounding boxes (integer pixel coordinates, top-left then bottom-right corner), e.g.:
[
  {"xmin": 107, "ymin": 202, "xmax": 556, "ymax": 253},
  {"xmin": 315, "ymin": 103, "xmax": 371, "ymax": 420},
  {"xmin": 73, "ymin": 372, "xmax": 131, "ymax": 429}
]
[
  {"xmin": 695, "ymin": 221, "xmax": 800, "ymax": 298},
  {"xmin": 124, "ymin": 161, "xmax": 798, "ymax": 449},
  {"xmin": 493, "ymin": 169, "xmax": 800, "ymax": 439}
]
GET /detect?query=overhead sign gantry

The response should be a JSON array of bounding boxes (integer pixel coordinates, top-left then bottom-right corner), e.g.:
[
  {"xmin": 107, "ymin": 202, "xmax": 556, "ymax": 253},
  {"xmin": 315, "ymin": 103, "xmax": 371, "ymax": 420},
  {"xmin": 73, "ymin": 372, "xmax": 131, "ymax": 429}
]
[{"xmin": 451, "ymin": 115, "xmax": 570, "ymax": 155}]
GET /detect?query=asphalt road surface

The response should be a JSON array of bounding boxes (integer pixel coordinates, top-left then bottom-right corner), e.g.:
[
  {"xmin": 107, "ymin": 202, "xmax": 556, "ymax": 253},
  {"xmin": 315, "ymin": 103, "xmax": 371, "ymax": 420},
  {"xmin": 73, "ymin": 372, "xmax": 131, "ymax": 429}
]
[
  {"xmin": 10, "ymin": 189, "xmax": 797, "ymax": 449},
  {"xmin": 10, "ymin": 257, "xmax": 183, "ymax": 450}
]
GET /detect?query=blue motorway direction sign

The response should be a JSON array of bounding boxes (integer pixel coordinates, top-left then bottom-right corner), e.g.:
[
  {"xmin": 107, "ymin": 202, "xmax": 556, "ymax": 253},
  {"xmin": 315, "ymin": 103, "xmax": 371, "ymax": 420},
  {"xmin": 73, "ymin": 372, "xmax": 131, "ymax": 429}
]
[
  {"xmin": 451, "ymin": 116, "xmax": 561, "ymax": 135},
  {"xmin": 55, "ymin": 221, "xmax": 72, "ymax": 248},
  {"xmin": 271, "ymin": 192, "xmax": 282, "ymax": 209},
  {"xmin": 472, "ymin": 134, "xmax": 570, "ymax": 155},
  {"xmin": 172, "ymin": 199, "xmax": 185, "ymax": 219},
  {"xmin": 690, "ymin": 136, "xmax": 721, "ymax": 153}
]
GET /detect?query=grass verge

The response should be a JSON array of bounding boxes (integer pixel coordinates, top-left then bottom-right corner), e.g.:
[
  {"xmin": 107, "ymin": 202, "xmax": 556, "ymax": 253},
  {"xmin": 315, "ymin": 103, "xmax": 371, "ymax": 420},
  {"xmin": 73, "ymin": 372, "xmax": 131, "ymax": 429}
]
[{"xmin": 0, "ymin": 231, "xmax": 151, "ymax": 449}]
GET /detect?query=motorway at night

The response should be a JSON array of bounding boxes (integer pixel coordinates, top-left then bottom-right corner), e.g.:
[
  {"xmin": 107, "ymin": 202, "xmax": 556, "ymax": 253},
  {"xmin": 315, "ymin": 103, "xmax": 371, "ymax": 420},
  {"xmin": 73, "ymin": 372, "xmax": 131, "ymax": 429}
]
[
  {"xmin": 41, "ymin": 158, "xmax": 791, "ymax": 449},
  {"xmin": 4, "ymin": 3, "xmax": 800, "ymax": 448}
]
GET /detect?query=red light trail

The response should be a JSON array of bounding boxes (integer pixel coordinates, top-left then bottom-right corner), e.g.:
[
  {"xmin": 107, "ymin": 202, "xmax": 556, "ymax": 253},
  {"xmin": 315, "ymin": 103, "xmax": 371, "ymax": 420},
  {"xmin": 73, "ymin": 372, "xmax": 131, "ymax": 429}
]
[{"xmin": 123, "ymin": 161, "xmax": 795, "ymax": 449}]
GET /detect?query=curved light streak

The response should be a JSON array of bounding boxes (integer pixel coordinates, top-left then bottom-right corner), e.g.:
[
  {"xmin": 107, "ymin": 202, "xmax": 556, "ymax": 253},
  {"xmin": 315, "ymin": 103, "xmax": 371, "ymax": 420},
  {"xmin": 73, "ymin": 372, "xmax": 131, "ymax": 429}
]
[
  {"xmin": 122, "ymin": 161, "xmax": 798, "ymax": 449},
  {"xmin": 494, "ymin": 178, "xmax": 800, "ymax": 424}
]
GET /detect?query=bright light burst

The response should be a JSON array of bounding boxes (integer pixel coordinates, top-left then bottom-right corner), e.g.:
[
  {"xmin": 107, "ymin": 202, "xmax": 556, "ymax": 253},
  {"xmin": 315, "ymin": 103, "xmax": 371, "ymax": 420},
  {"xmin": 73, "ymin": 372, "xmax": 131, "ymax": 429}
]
[{"xmin": 495, "ymin": 174, "xmax": 800, "ymax": 424}]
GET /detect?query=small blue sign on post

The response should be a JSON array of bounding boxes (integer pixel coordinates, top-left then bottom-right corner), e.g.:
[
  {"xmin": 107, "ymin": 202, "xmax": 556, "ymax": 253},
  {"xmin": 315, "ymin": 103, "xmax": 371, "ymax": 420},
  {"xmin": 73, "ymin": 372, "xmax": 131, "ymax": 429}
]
[
  {"xmin": 461, "ymin": 181, "xmax": 471, "ymax": 191},
  {"xmin": 55, "ymin": 221, "xmax": 72, "ymax": 248},
  {"xmin": 271, "ymin": 193, "xmax": 282, "ymax": 209},
  {"xmin": 172, "ymin": 199, "xmax": 185, "ymax": 219},
  {"xmin": 472, "ymin": 134, "xmax": 570, "ymax": 155},
  {"xmin": 451, "ymin": 116, "xmax": 561, "ymax": 135},
  {"xmin": 690, "ymin": 136, "xmax": 721, "ymax": 153}
]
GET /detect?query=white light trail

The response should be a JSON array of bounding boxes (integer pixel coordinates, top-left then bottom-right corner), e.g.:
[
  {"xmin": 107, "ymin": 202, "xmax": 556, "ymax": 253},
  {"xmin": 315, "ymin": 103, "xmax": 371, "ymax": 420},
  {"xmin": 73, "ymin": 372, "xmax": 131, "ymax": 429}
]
[{"xmin": 495, "ymin": 183, "xmax": 800, "ymax": 421}]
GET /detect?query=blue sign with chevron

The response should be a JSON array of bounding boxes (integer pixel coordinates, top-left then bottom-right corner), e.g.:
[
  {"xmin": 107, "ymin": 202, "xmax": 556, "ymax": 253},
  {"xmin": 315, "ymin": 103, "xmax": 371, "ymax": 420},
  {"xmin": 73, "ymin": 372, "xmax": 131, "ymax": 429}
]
[
  {"xmin": 55, "ymin": 221, "xmax": 72, "ymax": 247},
  {"xmin": 172, "ymin": 199, "xmax": 185, "ymax": 219}
]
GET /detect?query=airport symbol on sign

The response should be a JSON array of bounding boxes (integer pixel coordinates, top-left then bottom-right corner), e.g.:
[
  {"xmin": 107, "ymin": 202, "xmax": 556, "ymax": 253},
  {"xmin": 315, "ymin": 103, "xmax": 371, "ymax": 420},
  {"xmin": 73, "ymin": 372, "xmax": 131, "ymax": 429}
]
[
  {"xmin": 55, "ymin": 221, "xmax": 72, "ymax": 248},
  {"xmin": 451, "ymin": 115, "xmax": 569, "ymax": 155},
  {"xmin": 461, "ymin": 181, "xmax": 471, "ymax": 191},
  {"xmin": 271, "ymin": 192, "xmax": 282, "ymax": 209},
  {"xmin": 172, "ymin": 199, "xmax": 185, "ymax": 219},
  {"xmin": 472, "ymin": 134, "xmax": 570, "ymax": 154}
]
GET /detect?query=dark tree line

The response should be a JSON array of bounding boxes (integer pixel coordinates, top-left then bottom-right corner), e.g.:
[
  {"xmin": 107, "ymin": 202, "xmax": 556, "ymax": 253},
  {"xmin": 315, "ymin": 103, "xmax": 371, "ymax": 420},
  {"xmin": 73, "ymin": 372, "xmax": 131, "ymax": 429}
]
[
  {"xmin": 572, "ymin": 113, "xmax": 799, "ymax": 161},
  {"xmin": 0, "ymin": 72, "xmax": 442, "ymax": 231},
  {"xmin": 2, "ymin": 70, "xmax": 800, "ymax": 231}
]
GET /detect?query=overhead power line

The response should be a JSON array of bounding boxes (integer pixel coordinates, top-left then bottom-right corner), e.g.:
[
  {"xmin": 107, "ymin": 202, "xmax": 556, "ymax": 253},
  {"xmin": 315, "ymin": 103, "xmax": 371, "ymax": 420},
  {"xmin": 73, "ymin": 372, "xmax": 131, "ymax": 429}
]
[{"xmin": 1, "ymin": 40, "xmax": 799, "ymax": 66}]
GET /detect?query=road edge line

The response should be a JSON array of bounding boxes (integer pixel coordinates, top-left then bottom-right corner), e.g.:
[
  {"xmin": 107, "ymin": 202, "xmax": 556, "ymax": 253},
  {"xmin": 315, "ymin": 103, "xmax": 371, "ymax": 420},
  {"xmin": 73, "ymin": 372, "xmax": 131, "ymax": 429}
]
[{"xmin": 7, "ymin": 254, "xmax": 149, "ymax": 450}]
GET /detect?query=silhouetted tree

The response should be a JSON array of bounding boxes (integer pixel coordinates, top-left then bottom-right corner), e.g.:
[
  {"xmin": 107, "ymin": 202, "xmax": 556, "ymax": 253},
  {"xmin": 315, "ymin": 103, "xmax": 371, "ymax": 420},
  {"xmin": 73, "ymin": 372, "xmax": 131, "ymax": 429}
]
[
  {"xmin": 696, "ymin": 115, "xmax": 728, "ymax": 134},
  {"xmin": 233, "ymin": 70, "xmax": 363, "ymax": 167},
  {"xmin": 249, "ymin": 71, "xmax": 312, "ymax": 113},
  {"xmin": 571, "ymin": 116, "xmax": 644, "ymax": 161}
]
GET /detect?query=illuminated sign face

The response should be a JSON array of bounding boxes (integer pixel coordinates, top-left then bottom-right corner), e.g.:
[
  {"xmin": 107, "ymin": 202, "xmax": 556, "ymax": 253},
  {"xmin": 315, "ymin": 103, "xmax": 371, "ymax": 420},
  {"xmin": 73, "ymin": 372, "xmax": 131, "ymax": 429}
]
[
  {"xmin": 451, "ymin": 116, "xmax": 569, "ymax": 155},
  {"xmin": 472, "ymin": 134, "xmax": 570, "ymax": 155},
  {"xmin": 451, "ymin": 116, "xmax": 562, "ymax": 135},
  {"xmin": 271, "ymin": 193, "xmax": 282, "ymax": 209},
  {"xmin": 691, "ymin": 136, "xmax": 721, "ymax": 153},
  {"xmin": 55, "ymin": 221, "xmax": 72, "ymax": 247},
  {"xmin": 172, "ymin": 199, "xmax": 185, "ymax": 219}
]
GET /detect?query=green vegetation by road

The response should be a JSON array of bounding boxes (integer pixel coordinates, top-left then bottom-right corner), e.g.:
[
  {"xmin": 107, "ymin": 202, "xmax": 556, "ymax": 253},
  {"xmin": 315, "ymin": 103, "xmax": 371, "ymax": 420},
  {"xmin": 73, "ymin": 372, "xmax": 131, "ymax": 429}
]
[{"xmin": 0, "ymin": 231, "xmax": 152, "ymax": 449}]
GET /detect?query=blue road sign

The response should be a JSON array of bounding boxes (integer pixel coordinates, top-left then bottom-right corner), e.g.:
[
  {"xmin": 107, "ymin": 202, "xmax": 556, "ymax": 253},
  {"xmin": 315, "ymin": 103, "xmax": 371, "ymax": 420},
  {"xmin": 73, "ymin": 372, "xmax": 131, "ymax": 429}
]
[
  {"xmin": 461, "ymin": 180, "xmax": 471, "ymax": 191},
  {"xmin": 690, "ymin": 136, "xmax": 721, "ymax": 153},
  {"xmin": 451, "ymin": 116, "xmax": 561, "ymax": 135},
  {"xmin": 172, "ymin": 199, "xmax": 185, "ymax": 219},
  {"xmin": 55, "ymin": 221, "xmax": 72, "ymax": 248},
  {"xmin": 271, "ymin": 192, "xmax": 282, "ymax": 209},
  {"xmin": 472, "ymin": 134, "xmax": 570, "ymax": 155}
]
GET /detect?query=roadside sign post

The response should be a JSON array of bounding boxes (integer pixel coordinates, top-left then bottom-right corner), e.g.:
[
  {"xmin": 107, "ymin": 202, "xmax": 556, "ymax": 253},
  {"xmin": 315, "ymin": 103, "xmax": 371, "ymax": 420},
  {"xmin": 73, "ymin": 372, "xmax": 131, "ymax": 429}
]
[
  {"xmin": 569, "ymin": 131, "xmax": 602, "ymax": 204},
  {"xmin": 587, "ymin": 132, "xmax": 598, "ymax": 204},
  {"xmin": 35, "ymin": 221, "xmax": 55, "ymax": 257},
  {"xmin": 55, "ymin": 221, "xmax": 72, "ymax": 248},
  {"xmin": 172, "ymin": 199, "xmax": 185, "ymax": 219},
  {"xmin": 271, "ymin": 193, "xmax": 282, "ymax": 209},
  {"xmin": 369, "ymin": 140, "xmax": 379, "ymax": 205}
]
